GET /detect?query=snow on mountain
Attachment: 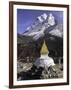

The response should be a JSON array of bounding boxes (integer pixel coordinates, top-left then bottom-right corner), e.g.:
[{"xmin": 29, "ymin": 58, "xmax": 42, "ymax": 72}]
[
  {"xmin": 33, "ymin": 26, "xmax": 45, "ymax": 40},
  {"xmin": 49, "ymin": 28, "xmax": 63, "ymax": 38},
  {"xmin": 48, "ymin": 13, "xmax": 55, "ymax": 26},
  {"xmin": 23, "ymin": 13, "xmax": 62, "ymax": 40},
  {"xmin": 48, "ymin": 24, "xmax": 63, "ymax": 38},
  {"xmin": 37, "ymin": 13, "xmax": 48, "ymax": 23}
]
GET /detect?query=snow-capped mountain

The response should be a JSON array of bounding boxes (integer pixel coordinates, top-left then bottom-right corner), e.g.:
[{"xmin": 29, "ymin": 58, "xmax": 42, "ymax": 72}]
[
  {"xmin": 23, "ymin": 13, "xmax": 63, "ymax": 40},
  {"xmin": 49, "ymin": 28, "xmax": 63, "ymax": 38}
]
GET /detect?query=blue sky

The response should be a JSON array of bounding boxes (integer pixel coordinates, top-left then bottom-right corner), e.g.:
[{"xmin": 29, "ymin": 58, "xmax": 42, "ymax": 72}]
[{"xmin": 17, "ymin": 9, "xmax": 63, "ymax": 34}]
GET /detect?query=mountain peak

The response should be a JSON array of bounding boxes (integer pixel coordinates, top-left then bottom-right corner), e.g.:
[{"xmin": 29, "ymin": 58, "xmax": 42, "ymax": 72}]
[
  {"xmin": 23, "ymin": 13, "xmax": 57, "ymax": 40},
  {"xmin": 37, "ymin": 13, "xmax": 48, "ymax": 23}
]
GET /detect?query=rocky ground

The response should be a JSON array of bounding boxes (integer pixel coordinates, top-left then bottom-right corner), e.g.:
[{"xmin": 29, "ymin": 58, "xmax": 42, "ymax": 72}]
[{"xmin": 17, "ymin": 61, "xmax": 63, "ymax": 81}]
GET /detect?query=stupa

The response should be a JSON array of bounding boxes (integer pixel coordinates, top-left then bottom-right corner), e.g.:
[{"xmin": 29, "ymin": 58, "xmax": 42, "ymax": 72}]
[{"xmin": 34, "ymin": 40, "xmax": 55, "ymax": 68}]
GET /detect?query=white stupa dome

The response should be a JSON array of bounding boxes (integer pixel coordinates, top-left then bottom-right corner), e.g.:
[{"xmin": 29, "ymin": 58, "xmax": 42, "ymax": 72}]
[{"xmin": 34, "ymin": 40, "xmax": 55, "ymax": 68}]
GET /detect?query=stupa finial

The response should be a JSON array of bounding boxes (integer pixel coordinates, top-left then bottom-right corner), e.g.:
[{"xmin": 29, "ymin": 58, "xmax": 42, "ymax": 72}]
[{"xmin": 40, "ymin": 40, "xmax": 48, "ymax": 54}]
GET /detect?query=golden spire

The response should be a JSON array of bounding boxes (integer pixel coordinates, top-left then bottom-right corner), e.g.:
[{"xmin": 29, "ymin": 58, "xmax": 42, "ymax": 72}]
[{"xmin": 40, "ymin": 40, "xmax": 48, "ymax": 54}]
